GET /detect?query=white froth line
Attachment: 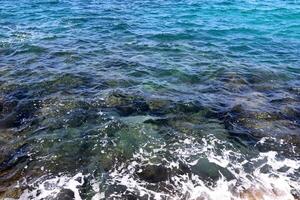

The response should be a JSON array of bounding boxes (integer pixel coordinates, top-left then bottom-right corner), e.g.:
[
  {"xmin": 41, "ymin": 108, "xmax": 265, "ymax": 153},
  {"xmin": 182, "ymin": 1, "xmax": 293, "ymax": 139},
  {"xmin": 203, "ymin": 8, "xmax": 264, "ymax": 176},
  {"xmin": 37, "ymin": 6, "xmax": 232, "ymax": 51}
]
[{"xmin": 19, "ymin": 173, "xmax": 85, "ymax": 200}]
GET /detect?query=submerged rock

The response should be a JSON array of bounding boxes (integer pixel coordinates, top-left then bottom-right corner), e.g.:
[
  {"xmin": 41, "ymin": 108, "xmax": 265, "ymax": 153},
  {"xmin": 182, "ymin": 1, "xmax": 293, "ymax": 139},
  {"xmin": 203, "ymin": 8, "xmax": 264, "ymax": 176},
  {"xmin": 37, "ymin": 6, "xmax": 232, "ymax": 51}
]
[
  {"xmin": 170, "ymin": 101, "xmax": 203, "ymax": 114},
  {"xmin": 0, "ymin": 187, "xmax": 22, "ymax": 199},
  {"xmin": 43, "ymin": 73, "xmax": 91, "ymax": 92},
  {"xmin": 0, "ymin": 98, "xmax": 18, "ymax": 115},
  {"xmin": 137, "ymin": 165, "xmax": 169, "ymax": 183},
  {"xmin": 55, "ymin": 189, "xmax": 75, "ymax": 200},
  {"xmin": 147, "ymin": 99, "xmax": 171, "ymax": 114},
  {"xmin": 99, "ymin": 120, "xmax": 127, "ymax": 137},
  {"xmin": 144, "ymin": 117, "xmax": 171, "ymax": 126},
  {"xmin": 219, "ymin": 101, "xmax": 300, "ymax": 147},
  {"xmin": 105, "ymin": 91, "xmax": 149, "ymax": 116},
  {"xmin": 0, "ymin": 144, "xmax": 29, "ymax": 172},
  {"xmin": 175, "ymin": 161, "xmax": 191, "ymax": 175},
  {"xmin": 191, "ymin": 158, "xmax": 234, "ymax": 183},
  {"xmin": 0, "ymin": 99, "xmax": 39, "ymax": 129},
  {"xmin": 105, "ymin": 184, "xmax": 127, "ymax": 198},
  {"xmin": 64, "ymin": 109, "xmax": 88, "ymax": 128}
]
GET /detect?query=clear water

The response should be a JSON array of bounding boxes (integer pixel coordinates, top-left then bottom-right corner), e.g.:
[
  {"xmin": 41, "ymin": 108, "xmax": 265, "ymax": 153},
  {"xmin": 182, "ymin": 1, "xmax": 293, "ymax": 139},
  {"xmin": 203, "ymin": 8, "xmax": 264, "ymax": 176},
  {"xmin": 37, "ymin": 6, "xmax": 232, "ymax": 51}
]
[{"xmin": 0, "ymin": 0, "xmax": 299, "ymax": 199}]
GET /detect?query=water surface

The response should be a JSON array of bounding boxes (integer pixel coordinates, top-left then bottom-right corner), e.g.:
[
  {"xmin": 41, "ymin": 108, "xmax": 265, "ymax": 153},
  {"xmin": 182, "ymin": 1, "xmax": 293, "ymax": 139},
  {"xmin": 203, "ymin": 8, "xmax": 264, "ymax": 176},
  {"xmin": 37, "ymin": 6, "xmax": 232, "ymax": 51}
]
[{"xmin": 0, "ymin": 0, "xmax": 300, "ymax": 199}]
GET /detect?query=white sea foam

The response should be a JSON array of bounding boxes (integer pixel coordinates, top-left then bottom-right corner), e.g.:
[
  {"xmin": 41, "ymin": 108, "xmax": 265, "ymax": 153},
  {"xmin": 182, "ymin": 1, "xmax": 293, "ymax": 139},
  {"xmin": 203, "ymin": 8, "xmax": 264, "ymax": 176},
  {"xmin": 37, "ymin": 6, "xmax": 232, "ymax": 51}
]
[
  {"xmin": 19, "ymin": 173, "xmax": 85, "ymax": 200},
  {"xmin": 96, "ymin": 135, "xmax": 300, "ymax": 200},
  {"xmin": 19, "ymin": 136, "xmax": 299, "ymax": 200}
]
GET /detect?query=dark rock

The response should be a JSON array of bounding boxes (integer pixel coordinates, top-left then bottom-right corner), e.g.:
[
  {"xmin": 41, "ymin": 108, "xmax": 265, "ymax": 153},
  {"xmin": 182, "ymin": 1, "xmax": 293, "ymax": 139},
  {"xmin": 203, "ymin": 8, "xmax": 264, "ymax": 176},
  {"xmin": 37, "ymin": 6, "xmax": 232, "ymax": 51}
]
[
  {"xmin": 75, "ymin": 176, "xmax": 83, "ymax": 184},
  {"xmin": 147, "ymin": 99, "xmax": 171, "ymax": 113},
  {"xmin": 255, "ymin": 136, "xmax": 300, "ymax": 156},
  {"xmin": 144, "ymin": 118, "xmax": 170, "ymax": 126},
  {"xmin": 230, "ymin": 104, "xmax": 243, "ymax": 113},
  {"xmin": 103, "ymin": 79, "xmax": 137, "ymax": 88},
  {"xmin": 169, "ymin": 161, "xmax": 191, "ymax": 176},
  {"xmin": 105, "ymin": 91, "xmax": 149, "ymax": 116},
  {"xmin": 125, "ymin": 194, "xmax": 138, "ymax": 200},
  {"xmin": 100, "ymin": 155, "xmax": 114, "ymax": 172},
  {"xmin": 0, "ymin": 113, "xmax": 17, "ymax": 129},
  {"xmin": 55, "ymin": 189, "xmax": 75, "ymax": 200},
  {"xmin": 102, "ymin": 59, "xmax": 139, "ymax": 70},
  {"xmin": 105, "ymin": 184, "xmax": 127, "ymax": 198},
  {"xmin": 0, "ymin": 99, "xmax": 3, "ymax": 114},
  {"xmin": 105, "ymin": 91, "xmax": 136, "ymax": 107},
  {"xmin": 1, "ymin": 99, "xmax": 18, "ymax": 115},
  {"xmin": 191, "ymin": 158, "xmax": 234, "ymax": 183},
  {"xmin": 51, "ymin": 73, "xmax": 90, "ymax": 90},
  {"xmin": 116, "ymin": 103, "xmax": 149, "ymax": 116},
  {"xmin": 99, "ymin": 120, "xmax": 126, "ymax": 137},
  {"xmin": 8, "ymin": 89, "xmax": 29, "ymax": 100},
  {"xmin": 259, "ymin": 164, "xmax": 272, "ymax": 174},
  {"xmin": 0, "ymin": 144, "xmax": 29, "ymax": 172},
  {"xmin": 277, "ymin": 166, "xmax": 290, "ymax": 173},
  {"xmin": 137, "ymin": 165, "xmax": 169, "ymax": 183},
  {"xmin": 291, "ymin": 189, "xmax": 300, "ymax": 200},
  {"xmin": 218, "ymin": 103, "xmax": 299, "ymax": 145},
  {"xmin": 178, "ymin": 161, "xmax": 191, "ymax": 175},
  {"xmin": 66, "ymin": 109, "xmax": 88, "ymax": 127},
  {"xmin": 280, "ymin": 106, "xmax": 300, "ymax": 120},
  {"xmin": 171, "ymin": 101, "xmax": 203, "ymax": 114},
  {"xmin": 78, "ymin": 176, "xmax": 94, "ymax": 200},
  {"xmin": 0, "ymin": 187, "xmax": 22, "ymax": 199},
  {"xmin": 14, "ymin": 100, "xmax": 39, "ymax": 119},
  {"xmin": 0, "ymin": 100, "xmax": 39, "ymax": 128}
]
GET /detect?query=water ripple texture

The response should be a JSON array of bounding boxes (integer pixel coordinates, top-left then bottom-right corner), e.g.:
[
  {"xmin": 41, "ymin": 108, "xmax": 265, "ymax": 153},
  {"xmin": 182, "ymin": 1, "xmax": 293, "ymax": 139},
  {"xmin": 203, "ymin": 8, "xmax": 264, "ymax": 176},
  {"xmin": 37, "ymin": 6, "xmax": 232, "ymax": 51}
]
[{"xmin": 0, "ymin": 0, "xmax": 300, "ymax": 199}]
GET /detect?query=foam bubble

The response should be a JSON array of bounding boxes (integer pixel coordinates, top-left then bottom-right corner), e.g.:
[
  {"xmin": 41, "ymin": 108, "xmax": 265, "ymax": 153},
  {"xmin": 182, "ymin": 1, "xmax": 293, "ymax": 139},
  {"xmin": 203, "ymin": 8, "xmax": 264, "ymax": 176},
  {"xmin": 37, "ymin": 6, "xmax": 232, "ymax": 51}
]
[
  {"xmin": 19, "ymin": 136, "xmax": 299, "ymax": 200},
  {"xmin": 99, "ymin": 135, "xmax": 300, "ymax": 200},
  {"xmin": 19, "ymin": 173, "xmax": 85, "ymax": 200}
]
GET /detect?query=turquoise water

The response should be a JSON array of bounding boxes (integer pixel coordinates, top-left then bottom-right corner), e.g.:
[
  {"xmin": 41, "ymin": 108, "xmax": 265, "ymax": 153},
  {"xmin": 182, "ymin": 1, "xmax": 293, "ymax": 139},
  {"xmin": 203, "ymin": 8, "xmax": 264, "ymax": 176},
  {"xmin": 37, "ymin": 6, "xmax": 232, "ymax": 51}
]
[{"xmin": 0, "ymin": 0, "xmax": 300, "ymax": 199}]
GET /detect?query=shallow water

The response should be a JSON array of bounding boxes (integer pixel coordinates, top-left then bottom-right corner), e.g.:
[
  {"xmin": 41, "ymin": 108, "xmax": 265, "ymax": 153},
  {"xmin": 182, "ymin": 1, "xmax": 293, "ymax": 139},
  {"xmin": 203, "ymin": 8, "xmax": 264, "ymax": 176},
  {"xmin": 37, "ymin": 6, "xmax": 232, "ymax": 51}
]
[{"xmin": 0, "ymin": 0, "xmax": 300, "ymax": 199}]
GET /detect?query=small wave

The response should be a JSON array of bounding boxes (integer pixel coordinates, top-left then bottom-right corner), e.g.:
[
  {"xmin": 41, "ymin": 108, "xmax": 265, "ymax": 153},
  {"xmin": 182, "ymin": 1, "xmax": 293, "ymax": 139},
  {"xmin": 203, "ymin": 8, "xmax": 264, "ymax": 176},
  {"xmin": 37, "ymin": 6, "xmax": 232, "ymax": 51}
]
[
  {"xmin": 19, "ymin": 136, "xmax": 299, "ymax": 200},
  {"xmin": 19, "ymin": 173, "xmax": 85, "ymax": 200}
]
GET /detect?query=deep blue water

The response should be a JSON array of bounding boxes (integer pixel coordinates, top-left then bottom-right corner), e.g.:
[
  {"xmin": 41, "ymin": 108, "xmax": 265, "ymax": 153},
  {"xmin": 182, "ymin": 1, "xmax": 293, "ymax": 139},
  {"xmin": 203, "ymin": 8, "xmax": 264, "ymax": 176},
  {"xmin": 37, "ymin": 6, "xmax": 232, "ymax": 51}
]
[{"xmin": 0, "ymin": 0, "xmax": 300, "ymax": 199}]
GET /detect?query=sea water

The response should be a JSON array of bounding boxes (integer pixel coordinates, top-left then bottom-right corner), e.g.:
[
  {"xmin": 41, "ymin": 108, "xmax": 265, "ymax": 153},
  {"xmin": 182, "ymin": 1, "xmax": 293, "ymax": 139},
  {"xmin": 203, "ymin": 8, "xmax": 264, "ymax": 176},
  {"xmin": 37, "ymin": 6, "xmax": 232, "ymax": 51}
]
[{"xmin": 0, "ymin": 0, "xmax": 299, "ymax": 199}]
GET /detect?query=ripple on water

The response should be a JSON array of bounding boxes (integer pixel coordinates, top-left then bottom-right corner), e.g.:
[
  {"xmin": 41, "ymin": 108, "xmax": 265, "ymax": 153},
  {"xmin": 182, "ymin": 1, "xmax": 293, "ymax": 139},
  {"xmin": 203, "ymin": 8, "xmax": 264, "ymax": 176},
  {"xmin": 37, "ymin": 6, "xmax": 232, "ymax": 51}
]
[{"xmin": 0, "ymin": 0, "xmax": 300, "ymax": 199}]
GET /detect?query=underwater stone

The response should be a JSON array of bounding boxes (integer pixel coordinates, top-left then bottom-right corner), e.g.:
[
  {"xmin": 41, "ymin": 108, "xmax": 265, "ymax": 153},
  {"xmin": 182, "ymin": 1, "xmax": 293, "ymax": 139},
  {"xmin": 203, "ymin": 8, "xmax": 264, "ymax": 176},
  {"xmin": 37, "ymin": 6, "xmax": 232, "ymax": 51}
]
[
  {"xmin": 100, "ymin": 120, "xmax": 127, "ymax": 137},
  {"xmin": 137, "ymin": 165, "xmax": 169, "ymax": 183},
  {"xmin": 0, "ymin": 112, "xmax": 18, "ymax": 129},
  {"xmin": 0, "ymin": 144, "xmax": 29, "ymax": 172},
  {"xmin": 191, "ymin": 158, "xmax": 234, "ymax": 182},
  {"xmin": 220, "ymin": 102, "xmax": 300, "ymax": 143},
  {"xmin": 52, "ymin": 73, "xmax": 89, "ymax": 89},
  {"xmin": 105, "ymin": 91, "xmax": 138, "ymax": 107},
  {"xmin": 105, "ymin": 184, "xmax": 127, "ymax": 198},
  {"xmin": 242, "ymin": 119, "xmax": 299, "ymax": 139},
  {"xmin": 65, "ymin": 109, "xmax": 88, "ymax": 127},
  {"xmin": 103, "ymin": 78, "xmax": 137, "ymax": 88},
  {"xmin": 147, "ymin": 99, "xmax": 171, "ymax": 113},
  {"xmin": 55, "ymin": 189, "xmax": 75, "ymax": 200},
  {"xmin": 124, "ymin": 193, "xmax": 138, "ymax": 200},
  {"xmin": 280, "ymin": 106, "xmax": 300, "ymax": 120},
  {"xmin": 228, "ymin": 104, "xmax": 281, "ymax": 121},
  {"xmin": 170, "ymin": 101, "xmax": 203, "ymax": 114},
  {"xmin": 105, "ymin": 91, "xmax": 149, "ymax": 116},
  {"xmin": 0, "ymin": 99, "xmax": 39, "ymax": 128},
  {"xmin": 1, "ymin": 98, "xmax": 18, "ymax": 115},
  {"xmin": 277, "ymin": 165, "xmax": 291, "ymax": 173},
  {"xmin": 259, "ymin": 164, "xmax": 272, "ymax": 174},
  {"xmin": 0, "ymin": 187, "xmax": 22, "ymax": 199},
  {"xmin": 116, "ymin": 103, "xmax": 149, "ymax": 116},
  {"xmin": 175, "ymin": 161, "xmax": 191, "ymax": 175},
  {"xmin": 291, "ymin": 189, "xmax": 300, "ymax": 200},
  {"xmin": 100, "ymin": 155, "xmax": 114, "ymax": 172},
  {"xmin": 144, "ymin": 117, "xmax": 170, "ymax": 126}
]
